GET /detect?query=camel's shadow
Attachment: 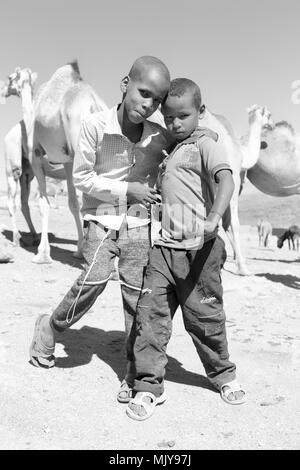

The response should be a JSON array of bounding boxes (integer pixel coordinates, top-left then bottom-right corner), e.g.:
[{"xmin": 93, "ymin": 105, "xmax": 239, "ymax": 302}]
[
  {"xmin": 252, "ymin": 257, "xmax": 300, "ymax": 264},
  {"xmin": 2, "ymin": 230, "xmax": 83, "ymax": 268},
  {"xmin": 55, "ymin": 326, "xmax": 215, "ymax": 392},
  {"xmin": 255, "ymin": 272, "xmax": 300, "ymax": 289}
]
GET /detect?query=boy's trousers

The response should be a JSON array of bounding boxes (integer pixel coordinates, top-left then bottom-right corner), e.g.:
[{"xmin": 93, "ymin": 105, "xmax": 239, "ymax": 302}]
[
  {"xmin": 133, "ymin": 236, "xmax": 236, "ymax": 396},
  {"xmin": 50, "ymin": 220, "xmax": 150, "ymax": 383}
]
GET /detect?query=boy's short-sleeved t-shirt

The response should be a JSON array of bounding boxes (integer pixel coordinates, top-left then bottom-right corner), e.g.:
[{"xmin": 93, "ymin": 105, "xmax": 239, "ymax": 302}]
[{"xmin": 154, "ymin": 127, "xmax": 232, "ymax": 250}]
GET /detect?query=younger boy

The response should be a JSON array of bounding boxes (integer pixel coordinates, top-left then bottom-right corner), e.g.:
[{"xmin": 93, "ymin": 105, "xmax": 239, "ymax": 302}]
[
  {"xmin": 127, "ymin": 78, "xmax": 246, "ymax": 420},
  {"xmin": 29, "ymin": 56, "xmax": 173, "ymax": 403}
]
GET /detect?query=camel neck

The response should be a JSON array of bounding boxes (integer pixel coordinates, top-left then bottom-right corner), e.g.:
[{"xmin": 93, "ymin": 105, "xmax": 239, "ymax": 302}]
[
  {"xmin": 243, "ymin": 119, "xmax": 263, "ymax": 169},
  {"xmin": 20, "ymin": 83, "xmax": 34, "ymax": 135},
  {"xmin": 248, "ymin": 120, "xmax": 262, "ymax": 149}
]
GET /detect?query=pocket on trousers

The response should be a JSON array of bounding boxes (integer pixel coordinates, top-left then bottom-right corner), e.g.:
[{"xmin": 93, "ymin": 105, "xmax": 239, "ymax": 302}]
[
  {"xmin": 203, "ymin": 311, "xmax": 225, "ymax": 337},
  {"xmin": 204, "ymin": 319, "xmax": 225, "ymax": 336}
]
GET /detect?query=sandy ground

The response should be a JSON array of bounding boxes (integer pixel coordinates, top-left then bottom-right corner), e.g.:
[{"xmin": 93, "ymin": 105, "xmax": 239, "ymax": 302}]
[{"xmin": 0, "ymin": 186, "xmax": 299, "ymax": 450}]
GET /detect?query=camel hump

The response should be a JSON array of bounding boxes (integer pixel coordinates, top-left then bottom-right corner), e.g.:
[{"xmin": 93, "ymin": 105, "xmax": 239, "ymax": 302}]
[
  {"xmin": 67, "ymin": 60, "xmax": 82, "ymax": 80},
  {"xmin": 62, "ymin": 83, "xmax": 108, "ymax": 116},
  {"xmin": 34, "ymin": 61, "xmax": 85, "ymax": 124},
  {"xmin": 212, "ymin": 112, "xmax": 238, "ymax": 141}
]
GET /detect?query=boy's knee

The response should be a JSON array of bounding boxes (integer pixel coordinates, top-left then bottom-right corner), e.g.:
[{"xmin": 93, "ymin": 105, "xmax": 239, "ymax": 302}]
[{"xmin": 50, "ymin": 315, "xmax": 68, "ymax": 333}]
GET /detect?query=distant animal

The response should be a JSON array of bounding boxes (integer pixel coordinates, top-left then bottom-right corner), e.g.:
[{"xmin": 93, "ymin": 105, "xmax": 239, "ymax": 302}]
[
  {"xmin": 257, "ymin": 220, "xmax": 272, "ymax": 247},
  {"xmin": 277, "ymin": 225, "xmax": 300, "ymax": 250}
]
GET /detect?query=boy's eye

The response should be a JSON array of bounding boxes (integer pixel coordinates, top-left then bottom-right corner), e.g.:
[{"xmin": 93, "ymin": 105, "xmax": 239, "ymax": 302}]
[{"xmin": 140, "ymin": 90, "xmax": 150, "ymax": 98}]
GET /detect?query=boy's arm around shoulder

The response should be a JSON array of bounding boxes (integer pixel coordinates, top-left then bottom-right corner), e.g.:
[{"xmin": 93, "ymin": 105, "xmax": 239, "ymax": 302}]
[{"xmin": 73, "ymin": 115, "xmax": 128, "ymax": 200}]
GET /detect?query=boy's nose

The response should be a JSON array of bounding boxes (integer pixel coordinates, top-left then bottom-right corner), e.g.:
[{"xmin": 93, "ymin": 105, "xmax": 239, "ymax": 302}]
[
  {"xmin": 142, "ymin": 98, "xmax": 153, "ymax": 110},
  {"xmin": 173, "ymin": 118, "xmax": 181, "ymax": 129}
]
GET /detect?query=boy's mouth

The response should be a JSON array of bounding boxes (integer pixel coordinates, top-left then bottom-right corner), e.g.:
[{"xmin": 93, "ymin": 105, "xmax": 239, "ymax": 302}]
[{"xmin": 135, "ymin": 110, "xmax": 146, "ymax": 119}]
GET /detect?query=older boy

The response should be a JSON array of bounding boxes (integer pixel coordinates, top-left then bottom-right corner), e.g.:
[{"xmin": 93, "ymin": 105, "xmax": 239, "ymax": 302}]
[
  {"xmin": 127, "ymin": 78, "xmax": 246, "ymax": 421},
  {"xmin": 29, "ymin": 56, "xmax": 173, "ymax": 403}
]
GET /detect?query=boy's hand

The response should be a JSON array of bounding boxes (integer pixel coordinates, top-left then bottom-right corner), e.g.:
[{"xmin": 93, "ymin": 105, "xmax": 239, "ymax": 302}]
[
  {"xmin": 127, "ymin": 182, "xmax": 160, "ymax": 205},
  {"xmin": 204, "ymin": 219, "xmax": 218, "ymax": 237},
  {"xmin": 204, "ymin": 211, "xmax": 221, "ymax": 237}
]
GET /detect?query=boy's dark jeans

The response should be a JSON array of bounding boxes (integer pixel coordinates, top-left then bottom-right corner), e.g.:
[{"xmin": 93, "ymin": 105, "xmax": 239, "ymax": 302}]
[
  {"xmin": 133, "ymin": 236, "xmax": 236, "ymax": 396},
  {"xmin": 50, "ymin": 220, "xmax": 150, "ymax": 383}
]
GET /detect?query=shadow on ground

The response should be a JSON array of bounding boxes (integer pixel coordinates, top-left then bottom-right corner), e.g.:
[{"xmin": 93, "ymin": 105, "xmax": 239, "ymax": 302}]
[
  {"xmin": 252, "ymin": 257, "xmax": 300, "ymax": 264},
  {"xmin": 2, "ymin": 230, "xmax": 83, "ymax": 268},
  {"xmin": 256, "ymin": 272, "xmax": 300, "ymax": 289},
  {"xmin": 54, "ymin": 326, "xmax": 214, "ymax": 392}
]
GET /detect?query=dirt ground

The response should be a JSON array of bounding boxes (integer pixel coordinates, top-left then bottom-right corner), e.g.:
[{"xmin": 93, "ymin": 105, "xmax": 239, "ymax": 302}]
[{"xmin": 0, "ymin": 184, "xmax": 299, "ymax": 450}]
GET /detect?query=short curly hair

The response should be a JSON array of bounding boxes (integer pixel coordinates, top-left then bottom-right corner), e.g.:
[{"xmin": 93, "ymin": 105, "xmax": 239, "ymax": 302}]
[{"xmin": 163, "ymin": 78, "xmax": 202, "ymax": 110}]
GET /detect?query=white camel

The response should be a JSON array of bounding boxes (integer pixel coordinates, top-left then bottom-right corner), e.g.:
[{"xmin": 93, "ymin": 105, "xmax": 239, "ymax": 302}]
[
  {"xmin": 2, "ymin": 68, "xmax": 67, "ymax": 247},
  {"xmin": 2, "ymin": 63, "xmax": 108, "ymax": 263},
  {"xmin": 257, "ymin": 220, "xmax": 272, "ymax": 247}
]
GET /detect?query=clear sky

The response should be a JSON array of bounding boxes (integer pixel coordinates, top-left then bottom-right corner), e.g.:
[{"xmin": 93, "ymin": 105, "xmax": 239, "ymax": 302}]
[{"xmin": 0, "ymin": 0, "xmax": 299, "ymax": 174}]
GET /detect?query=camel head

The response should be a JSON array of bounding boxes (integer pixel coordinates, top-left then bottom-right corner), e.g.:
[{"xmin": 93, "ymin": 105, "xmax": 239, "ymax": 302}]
[
  {"xmin": 4, "ymin": 67, "xmax": 37, "ymax": 98},
  {"xmin": 260, "ymin": 121, "xmax": 297, "ymax": 151},
  {"xmin": 246, "ymin": 104, "xmax": 274, "ymax": 129}
]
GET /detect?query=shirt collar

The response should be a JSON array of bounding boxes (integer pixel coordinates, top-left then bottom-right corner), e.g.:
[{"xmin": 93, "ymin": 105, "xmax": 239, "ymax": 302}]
[
  {"xmin": 183, "ymin": 127, "xmax": 219, "ymax": 144},
  {"xmin": 104, "ymin": 105, "xmax": 162, "ymax": 146},
  {"xmin": 104, "ymin": 105, "xmax": 123, "ymax": 135}
]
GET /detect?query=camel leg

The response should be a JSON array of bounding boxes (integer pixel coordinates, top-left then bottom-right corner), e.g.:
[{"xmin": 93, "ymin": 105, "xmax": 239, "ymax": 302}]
[
  {"xmin": 7, "ymin": 175, "xmax": 21, "ymax": 246},
  {"xmin": 264, "ymin": 234, "xmax": 269, "ymax": 248},
  {"xmin": 31, "ymin": 156, "xmax": 52, "ymax": 263},
  {"xmin": 224, "ymin": 193, "xmax": 251, "ymax": 276},
  {"xmin": 63, "ymin": 161, "xmax": 84, "ymax": 258},
  {"xmin": 19, "ymin": 171, "xmax": 39, "ymax": 244},
  {"xmin": 4, "ymin": 125, "xmax": 23, "ymax": 246}
]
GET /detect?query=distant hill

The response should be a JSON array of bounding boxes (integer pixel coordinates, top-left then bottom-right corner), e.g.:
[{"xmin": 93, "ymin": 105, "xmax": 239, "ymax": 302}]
[{"xmin": 239, "ymin": 180, "xmax": 300, "ymax": 228}]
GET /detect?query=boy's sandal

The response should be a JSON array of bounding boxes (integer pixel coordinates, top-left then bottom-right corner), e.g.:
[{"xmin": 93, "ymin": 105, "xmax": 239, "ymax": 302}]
[
  {"xmin": 117, "ymin": 380, "xmax": 133, "ymax": 403},
  {"xmin": 126, "ymin": 391, "xmax": 167, "ymax": 421},
  {"xmin": 29, "ymin": 314, "xmax": 55, "ymax": 369},
  {"xmin": 220, "ymin": 379, "xmax": 246, "ymax": 405}
]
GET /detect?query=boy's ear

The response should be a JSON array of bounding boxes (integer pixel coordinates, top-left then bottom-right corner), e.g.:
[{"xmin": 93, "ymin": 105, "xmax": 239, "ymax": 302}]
[
  {"xmin": 120, "ymin": 75, "xmax": 130, "ymax": 94},
  {"xmin": 199, "ymin": 104, "xmax": 206, "ymax": 119}
]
